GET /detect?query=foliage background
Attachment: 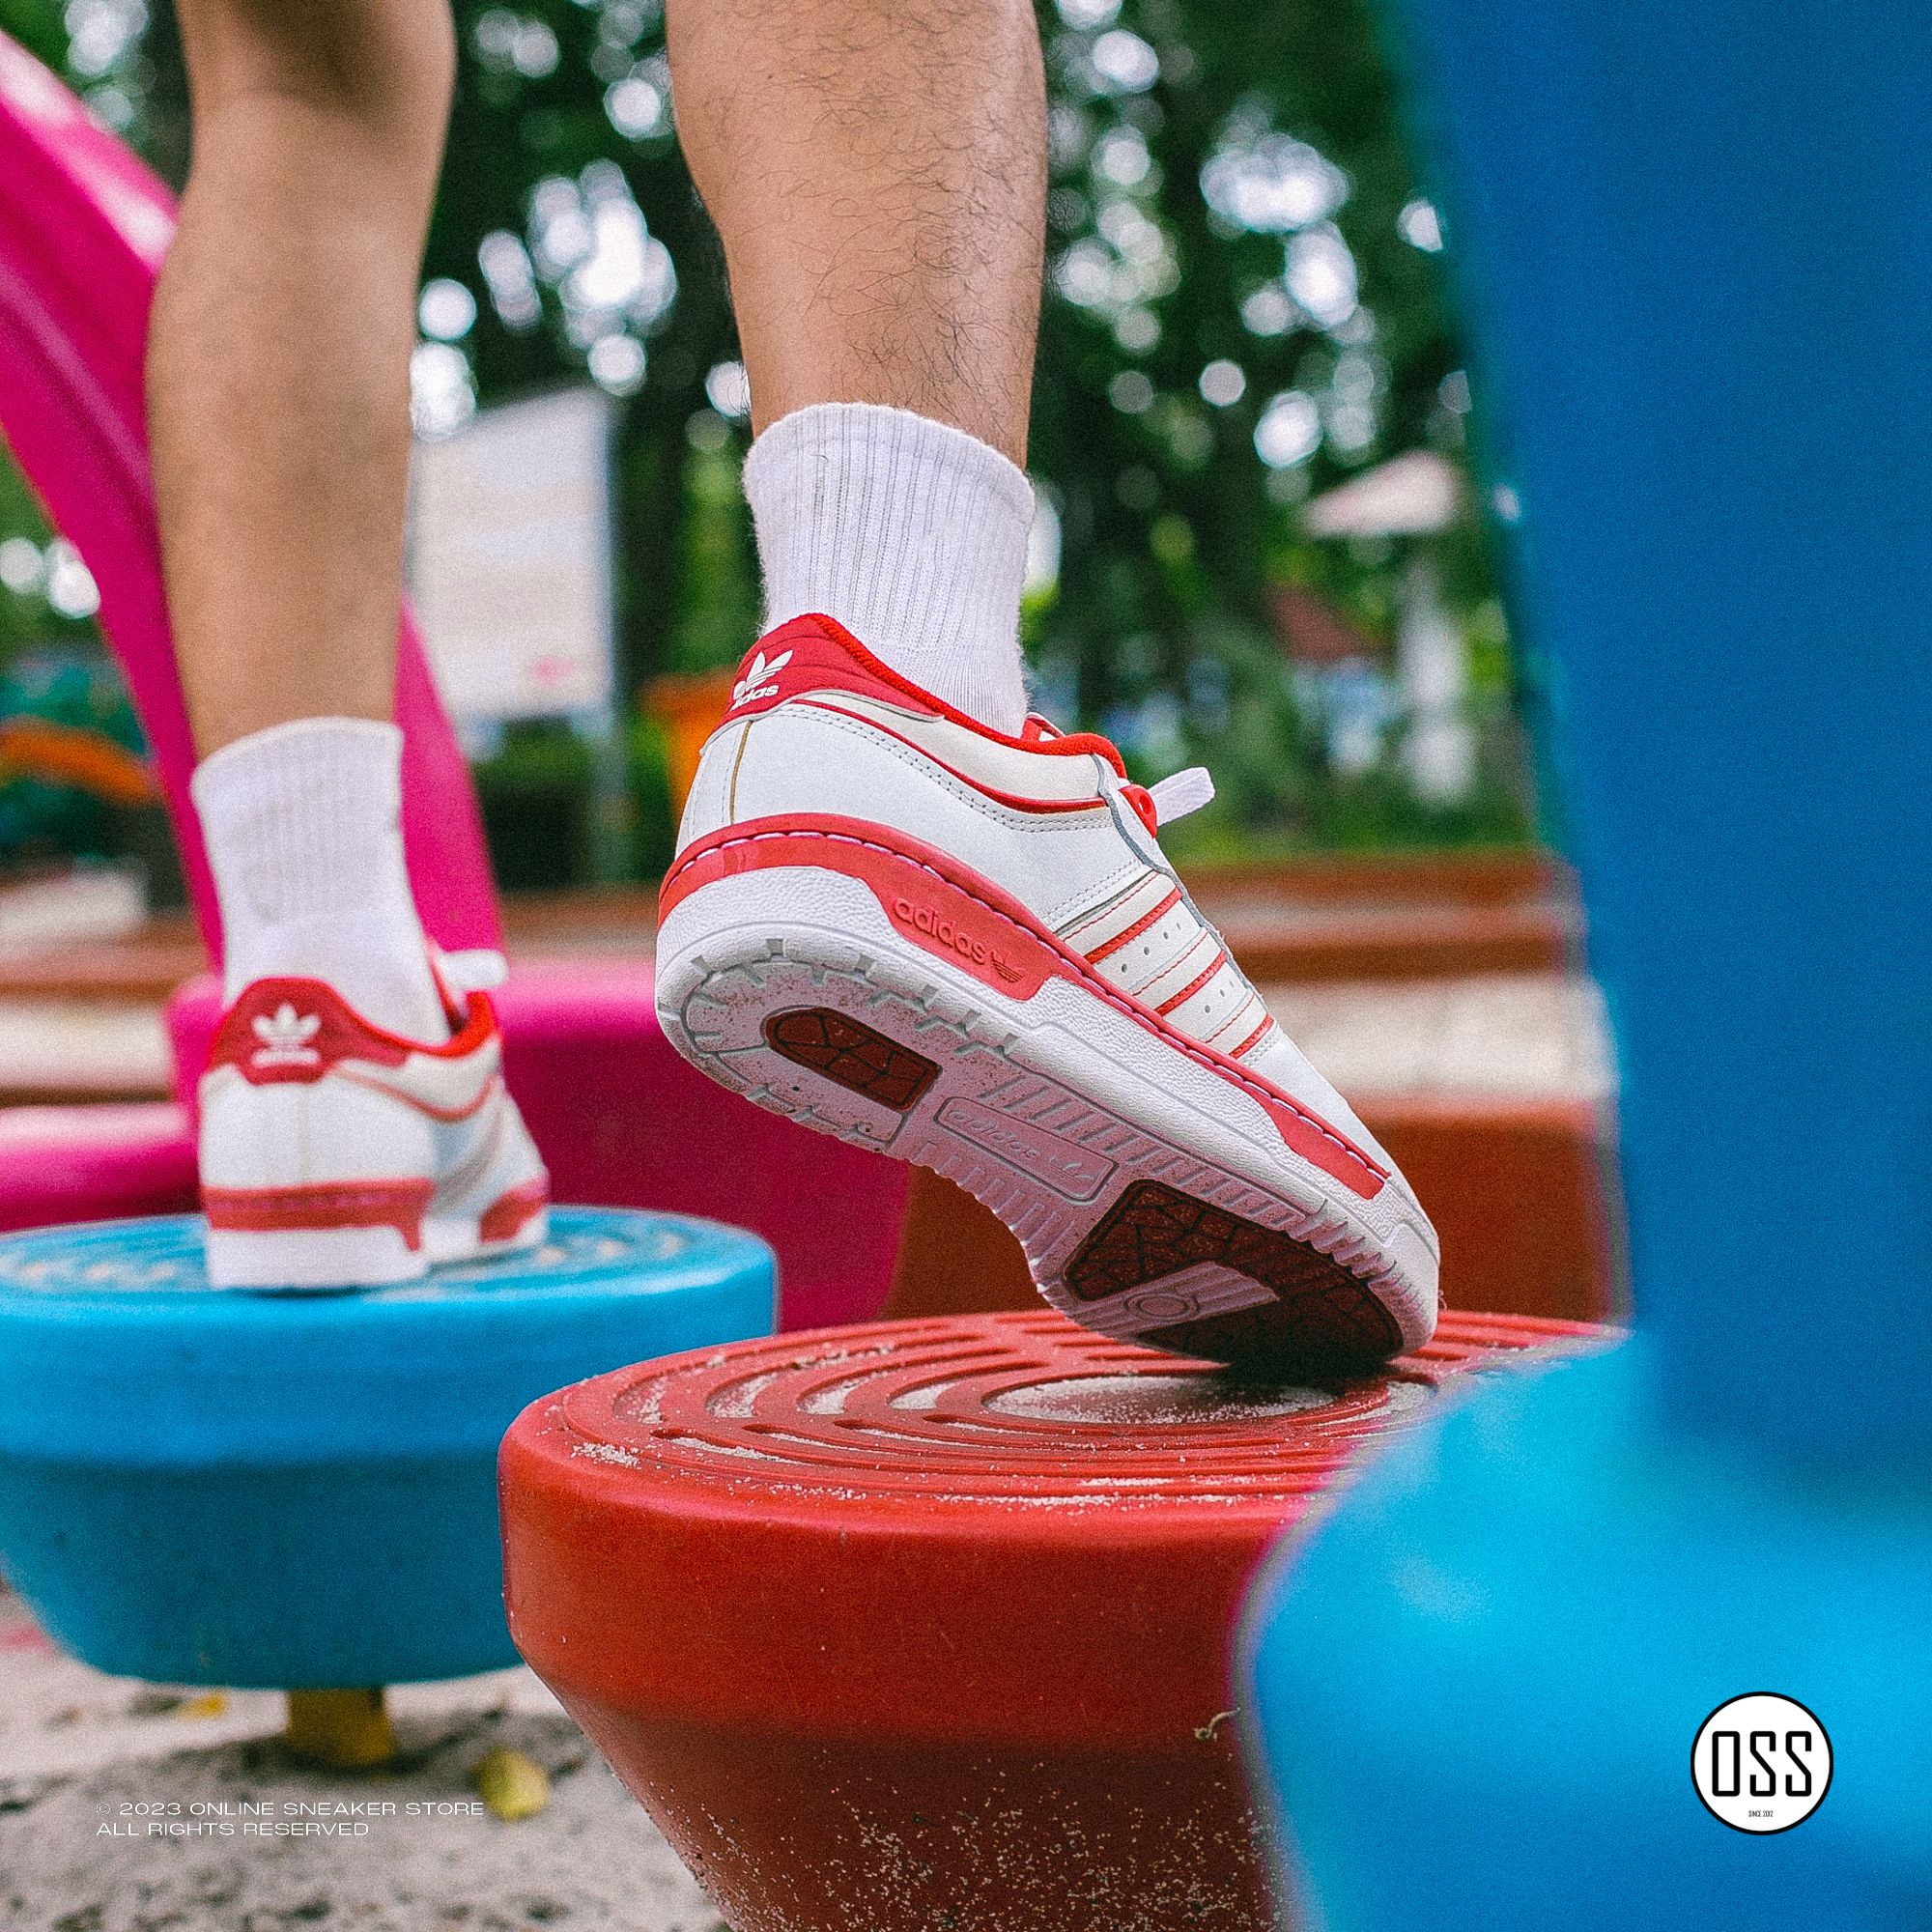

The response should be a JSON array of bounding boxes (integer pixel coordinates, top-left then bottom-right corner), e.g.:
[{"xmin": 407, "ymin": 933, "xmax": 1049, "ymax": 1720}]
[{"xmin": 0, "ymin": 0, "xmax": 1532, "ymax": 883}]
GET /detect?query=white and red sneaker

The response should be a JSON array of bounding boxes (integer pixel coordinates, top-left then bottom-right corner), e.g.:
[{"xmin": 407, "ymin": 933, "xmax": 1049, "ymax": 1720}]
[
  {"xmin": 655, "ymin": 615, "xmax": 1438, "ymax": 1375},
  {"xmin": 198, "ymin": 953, "xmax": 549, "ymax": 1290}
]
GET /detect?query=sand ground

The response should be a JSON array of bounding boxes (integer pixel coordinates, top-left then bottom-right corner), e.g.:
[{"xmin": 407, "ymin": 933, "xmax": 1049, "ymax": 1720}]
[{"xmin": 1, "ymin": 1587, "xmax": 720, "ymax": 1932}]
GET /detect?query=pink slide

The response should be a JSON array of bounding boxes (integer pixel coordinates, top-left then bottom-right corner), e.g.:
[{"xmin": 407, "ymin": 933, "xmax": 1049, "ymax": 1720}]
[{"xmin": 0, "ymin": 34, "xmax": 907, "ymax": 1322}]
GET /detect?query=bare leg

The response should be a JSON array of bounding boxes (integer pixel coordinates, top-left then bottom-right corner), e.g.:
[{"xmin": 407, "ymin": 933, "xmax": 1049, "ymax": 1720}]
[
  {"xmin": 667, "ymin": 0, "xmax": 1045, "ymax": 467},
  {"xmin": 151, "ymin": 0, "xmax": 551, "ymax": 1291},
  {"xmin": 149, "ymin": 0, "xmax": 453, "ymax": 755}
]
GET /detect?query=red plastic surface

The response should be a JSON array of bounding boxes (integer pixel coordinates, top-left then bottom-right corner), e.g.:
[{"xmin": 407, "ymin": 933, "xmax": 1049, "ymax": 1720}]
[{"xmin": 501, "ymin": 1307, "xmax": 1600, "ymax": 1931}]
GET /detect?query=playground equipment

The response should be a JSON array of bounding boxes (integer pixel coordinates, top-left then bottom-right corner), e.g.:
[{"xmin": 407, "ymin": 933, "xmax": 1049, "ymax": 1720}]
[
  {"xmin": 0, "ymin": 1208, "xmax": 771, "ymax": 1749},
  {"xmin": 500, "ymin": 1307, "xmax": 1591, "ymax": 1932},
  {"xmin": 0, "ymin": 31, "xmax": 909, "ymax": 1325},
  {"xmin": 0, "ymin": 32, "xmax": 1648, "ymax": 1915},
  {"xmin": 0, "ymin": 715, "xmax": 157, "ymax": 808},
  {"xmin": 0, "ymin": 34, "xmax": 866, "ymax": 1754},
  {"xmin": 0, "ymin": 30, "xmax": 1615, "ymax": 1331},
  {"xmin": 1242, "ymin": 0, "xmax": 1932, "ymax": 1923}
]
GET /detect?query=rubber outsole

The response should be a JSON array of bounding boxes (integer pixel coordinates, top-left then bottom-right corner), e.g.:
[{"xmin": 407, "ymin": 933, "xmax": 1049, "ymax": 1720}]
[{"xmin": 656, "ymin": 877, "xmax": 1429, "ymax": 1378}]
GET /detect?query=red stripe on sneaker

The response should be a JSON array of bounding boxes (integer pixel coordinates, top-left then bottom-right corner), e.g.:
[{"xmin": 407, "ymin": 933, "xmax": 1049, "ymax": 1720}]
[
  {"xmin": 209, "ymin": 979, "xmax": 501, "ymax": 1087},
  {"xmin": 1229, "ymin": 1016, "xmax": 1274, "ymax": 1060},
  {"xmin": 334, "ymin": 1066, "xmax": 501, "ymax": 1123},
  {"xmin": 480, "ymin": 1178, "xmax": 549, "ymax": 1243},
  {"xmin": 1086, "ymin": 888, "xmax": 1183, "ymax": 963},
  {"xmin": 661, "ymin": 816, "xmax": 1387, "ymax": 1199},
  {"xmin": 790, "ymin": 700, "xmax": 1110, "ymax": 816},
  {"xmin": 1204, "ymin": 989, "xmax": 1264, "ymax": 1049},
  {"xmin": 1154, "ymin": 950, "xmax": 1228, "ymax": 1015},
  {"xmin": 203, "ymin": 1179, "xmax": 433, "ymax": 1249}
]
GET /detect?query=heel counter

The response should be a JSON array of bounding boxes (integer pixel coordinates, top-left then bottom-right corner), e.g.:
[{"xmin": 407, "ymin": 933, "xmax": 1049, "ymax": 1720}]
[
  {"xmin": 677, "ymin": 718, "xmax": 752, "ymax": 848},
  {"xmin": 197, "ymin": 1066, "xmax": 437, "ymax": 1192},
  {"xmin": 677, "ymin": 704, "xmax": 872, "ymax": 844}
]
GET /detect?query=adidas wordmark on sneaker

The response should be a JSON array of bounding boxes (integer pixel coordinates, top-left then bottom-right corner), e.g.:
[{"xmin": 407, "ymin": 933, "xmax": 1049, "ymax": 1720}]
[
  {"xmin": 199, "ymin": 952, "xmax": 549, "ymax": 1289},
  {"xmin": 656, "ymin": 615, "xmax": 1438, "ymax": 1374}
]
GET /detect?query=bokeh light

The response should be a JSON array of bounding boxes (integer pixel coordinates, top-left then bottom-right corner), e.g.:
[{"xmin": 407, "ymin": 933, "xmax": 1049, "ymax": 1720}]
[
  {"xmin": 588, "ymin": 333, "xmax": 646, "ymax": 395},
  {"xmin": 418, "ymin": 278, "xmax": 478, "ymax": 342},
  {"xmin": 1199, "ymin": 359, "xmax": 1246, "ymax": 407},
  {"xmin": 703, "ymin": 360, "xmax": 752, "ymax": 420},
  {"xmin": 1254, "ymin": 390, "xmax": 1321, "ymax": 469}
]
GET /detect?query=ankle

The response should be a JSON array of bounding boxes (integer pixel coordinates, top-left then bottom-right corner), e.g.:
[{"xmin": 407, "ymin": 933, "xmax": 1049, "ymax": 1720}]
[
  {"xmin": 743, "ymin": 402, "xmax": 1034, "ymax": 733},
  {"xmin": 191, "ymin": 718, "xmax": 448, "ymax": 1042}
]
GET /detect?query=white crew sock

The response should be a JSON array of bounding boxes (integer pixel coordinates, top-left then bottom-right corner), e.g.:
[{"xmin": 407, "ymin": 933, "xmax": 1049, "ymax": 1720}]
[
  {"xmin": 191, "ymin": 718, "xmax": 448, "ymax": 1041},
  {"xmin": 742, "ymin": 402, "xmax": 1034, "ymax": 733}
]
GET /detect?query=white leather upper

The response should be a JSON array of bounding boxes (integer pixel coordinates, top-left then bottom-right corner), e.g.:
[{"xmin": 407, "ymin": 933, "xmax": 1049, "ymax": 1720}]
[
  {"xmin": 681, "ymin": 691, "xmax": 1328, "ymax": 1090},
  {"xmin": 199, "ymin": 1019, "xmax": 542, "ymax": 1207},
  {"xmin": 685, "ymin": 698, "xmax": 1146, "ymax": 934},
  {"xmin": 678, "ymin": 668, "xmax": 1413, "ymax": 1194}
]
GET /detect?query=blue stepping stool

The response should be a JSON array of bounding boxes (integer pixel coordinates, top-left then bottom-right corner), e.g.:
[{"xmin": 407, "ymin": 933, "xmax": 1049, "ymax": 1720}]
[
  {"xmin": 0, "ymin": 1208, "xmax": 772, "ymax": 1692},
  {"xmin": 1239, "ymin": 0, "xmax": 1932, "ymax": 1920}
]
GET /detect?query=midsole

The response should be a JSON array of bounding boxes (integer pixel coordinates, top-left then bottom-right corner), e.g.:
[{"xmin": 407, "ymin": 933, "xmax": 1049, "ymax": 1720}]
[
  {"xmin": 661, "ymin": 813, "xmax": 1386, "ymax": 1201},
  {"xmin": 203, "ymin": 1179, "xmax": 433, "ymax": 1247},
  {"xmin": 475, "ymin": 1179, "xmax": 550, "ymax": 1245},
  {"xmin": 201, "ymin": 1223, "xmax": 423, "ymax": 1291}
]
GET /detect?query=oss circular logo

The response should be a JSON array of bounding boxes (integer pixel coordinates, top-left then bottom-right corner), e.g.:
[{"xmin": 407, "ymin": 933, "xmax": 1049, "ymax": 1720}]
[{"xmin": 1691, "ymin": 1693, "xmax": 1833, "ymax": 1833}]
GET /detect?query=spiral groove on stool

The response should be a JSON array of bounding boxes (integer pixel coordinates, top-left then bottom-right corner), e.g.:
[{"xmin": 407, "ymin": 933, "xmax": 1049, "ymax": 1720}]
[
  {"xmin": 502, "ymin": 1308, "xmax": 1602, "ymax": 1932},
  {"xmin": 549, "ymin": 1306, "xmax": 1560, "ymax": 1505}
]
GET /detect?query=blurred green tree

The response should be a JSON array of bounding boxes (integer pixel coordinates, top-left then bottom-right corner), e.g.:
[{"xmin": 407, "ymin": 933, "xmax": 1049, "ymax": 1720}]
[{"xmin": 0, "ymin": 0, "xmax": 1530, "ymax": 867}]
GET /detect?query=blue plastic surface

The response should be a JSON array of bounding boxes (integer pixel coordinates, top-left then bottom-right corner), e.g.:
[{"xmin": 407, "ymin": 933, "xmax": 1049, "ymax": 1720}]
[
  {"xmin": 0, "ymin": 1208, "xmax": 774, "ymax": 1686},
  {"xmin": 1243, "ymin": 1344, "xmax": 1932, "ymax": 1928},
  {"xmin": 1379, "ymin": 0, "xmax": 1932, "ymax": 1457},
  {"xmin": 1242, "ymin": 0, "xmax": 1932, "ymax": 1919}
]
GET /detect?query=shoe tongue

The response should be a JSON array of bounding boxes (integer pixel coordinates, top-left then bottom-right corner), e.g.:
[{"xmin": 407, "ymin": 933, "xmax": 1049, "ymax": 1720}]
[{"xmin": 438, "ymin": 948, "xmax": 508, "ymax": 994}]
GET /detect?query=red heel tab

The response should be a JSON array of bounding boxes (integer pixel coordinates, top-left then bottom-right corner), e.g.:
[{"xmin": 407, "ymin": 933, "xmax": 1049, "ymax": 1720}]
[
  {"xmin": 724, "ymin": 614, "xmax": 1127, "ymax": 774},
  {"xmin": 723, "ymin": 615, "xmax": 905, "ymax": 724},
  {"xmin": 210, "ymin": 978, "xmax": 412, "ymax": 1082},
  {"xmin": 209, "ymin": 978, "xmax": 497, "ymax": 1084}
]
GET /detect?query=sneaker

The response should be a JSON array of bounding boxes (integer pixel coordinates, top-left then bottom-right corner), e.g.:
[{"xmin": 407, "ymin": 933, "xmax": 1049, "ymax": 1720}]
[
  {"xmin": 198, "ymin": 952, "xmax": 549, "ymax": 1289},
  {"xmin": 655, "ymin": 615, "xmax": 1438, "ymax": 1374}
]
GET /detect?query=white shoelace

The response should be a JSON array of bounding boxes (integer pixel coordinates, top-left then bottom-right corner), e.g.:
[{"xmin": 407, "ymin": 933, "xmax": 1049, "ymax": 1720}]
[{"xmin": 1146, "ymin": 767, "xmax": 1215, "ymax": 825}]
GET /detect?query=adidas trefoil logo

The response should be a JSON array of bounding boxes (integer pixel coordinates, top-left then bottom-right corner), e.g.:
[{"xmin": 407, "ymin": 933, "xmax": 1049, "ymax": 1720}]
[
  {"xmin": 251, "ymin": 1002, "xmax": 322, "ymax": 1068},
  {"xmin": 731, "ymin": 647, "xmax": 792, "ymax": 709}
]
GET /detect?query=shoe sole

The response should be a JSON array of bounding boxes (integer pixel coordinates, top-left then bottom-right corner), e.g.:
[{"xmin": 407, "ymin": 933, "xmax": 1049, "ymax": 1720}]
[{"xmin": 656, "ymin": 852, "xmax": 1435, "ymax": 1376}]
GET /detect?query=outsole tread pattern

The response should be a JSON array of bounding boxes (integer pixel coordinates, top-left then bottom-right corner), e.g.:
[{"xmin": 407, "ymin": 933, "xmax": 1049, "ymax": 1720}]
[
  {"xmin": 762, "ymin": 1008, "xmax": 941, "ymax": 1112},
  {"xmin": 664, "ymin": 930, "xmax": 1410, "ymax": 1374}
]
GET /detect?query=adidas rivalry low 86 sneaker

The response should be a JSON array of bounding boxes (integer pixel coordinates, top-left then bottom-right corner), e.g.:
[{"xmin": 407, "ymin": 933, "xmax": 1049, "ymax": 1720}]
[
  {"xmin": 656, "ymin": 615, "xmax": 1438, "ymax": 1374},
  {"xmin": 199, "ymin": 952, "xmax": 549, "ymax": 1290}
]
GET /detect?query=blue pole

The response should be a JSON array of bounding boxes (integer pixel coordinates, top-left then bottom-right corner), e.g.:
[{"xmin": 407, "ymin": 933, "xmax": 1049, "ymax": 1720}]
[
  {"xmin": 1240, "ymin": 6, "xmax": 1932, "ymax": 1923},
  {"xmin": 1399, "ymin": 0, "xmax": 1932, "ymax": 1459}
]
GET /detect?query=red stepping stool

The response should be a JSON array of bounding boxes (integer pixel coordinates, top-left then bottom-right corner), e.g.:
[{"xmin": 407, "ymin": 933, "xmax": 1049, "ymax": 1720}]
[{"xmin": 501, "ymin": 1308, "xmax": 1596, "ymax": 1931}]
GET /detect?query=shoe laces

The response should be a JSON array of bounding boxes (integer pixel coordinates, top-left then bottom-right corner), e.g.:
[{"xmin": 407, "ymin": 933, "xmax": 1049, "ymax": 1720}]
[
  {"xmin": 1144, "ymin": 767, "xmax": 1216, "ymax": 825},
  {"xmin": 1026, "ymin": 714, "xmax": 1214, "ymax": 829},
  {"xmin": 1119, "ymin": 766, "xmax": 1216, "ymax": 837}
]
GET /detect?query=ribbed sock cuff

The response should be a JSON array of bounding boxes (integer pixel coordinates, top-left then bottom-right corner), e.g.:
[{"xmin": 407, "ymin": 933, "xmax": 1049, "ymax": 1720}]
[
  {"xmin": 191, "ymin": 718, "xmax": 445, "ymax": 1038},
  {"xmin": 742, "ymin": 402, "xmax": 1034, "ymax": 732}
]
